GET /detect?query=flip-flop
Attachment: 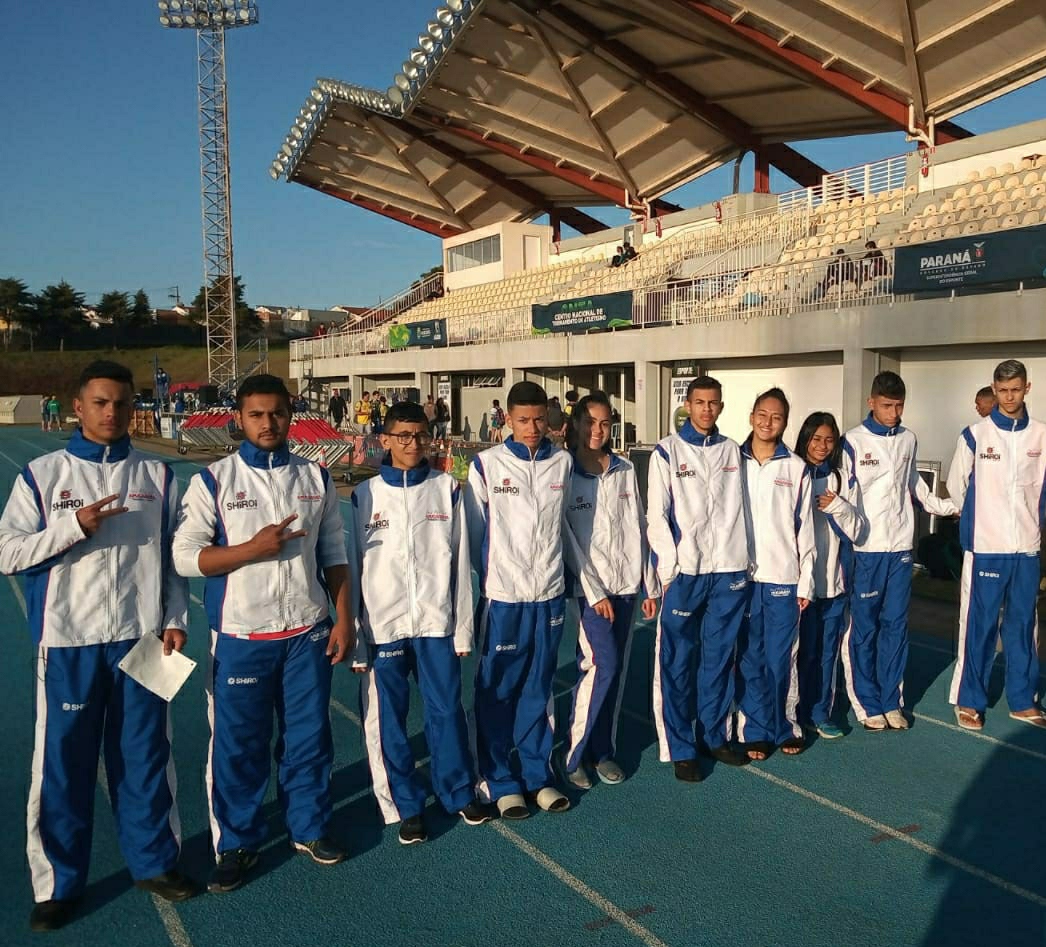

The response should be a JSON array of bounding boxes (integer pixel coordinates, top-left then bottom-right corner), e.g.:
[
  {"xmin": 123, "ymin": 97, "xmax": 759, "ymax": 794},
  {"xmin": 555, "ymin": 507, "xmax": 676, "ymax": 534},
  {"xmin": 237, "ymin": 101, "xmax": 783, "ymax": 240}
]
[
  {"xmin": 779, "ymin": 737, "xmax": 806, "ymax": 756},
  {"xmin": 954, "ymin": 706, "xmax": 984, "ymax": 731},
  {"xmin": 1009, "ymin": 709, "xmax": 1046, "ymax": 729},
  {"xmin": 741, "ymin": 740, "xmax": 774, "ymax": 761}
]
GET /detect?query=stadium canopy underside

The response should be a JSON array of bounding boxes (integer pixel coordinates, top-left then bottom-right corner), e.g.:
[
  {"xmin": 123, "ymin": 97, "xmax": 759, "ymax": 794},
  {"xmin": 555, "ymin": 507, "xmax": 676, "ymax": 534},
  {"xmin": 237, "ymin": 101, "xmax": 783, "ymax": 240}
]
[{"xmin": 272, "ymin": 0, "xmax": 1046, "ymax": 237}]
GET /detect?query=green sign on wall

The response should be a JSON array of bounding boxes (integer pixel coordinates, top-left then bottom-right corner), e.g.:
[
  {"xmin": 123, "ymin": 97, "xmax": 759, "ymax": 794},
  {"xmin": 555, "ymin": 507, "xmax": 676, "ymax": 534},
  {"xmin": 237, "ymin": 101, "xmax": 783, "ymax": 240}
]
[
  {"xmin": 389, "ymin": 318, "xmax": 448, "ymax": 349},
  {"xmin": 531, "ymin": 291, "xmax": 634, "ymax": 335}
]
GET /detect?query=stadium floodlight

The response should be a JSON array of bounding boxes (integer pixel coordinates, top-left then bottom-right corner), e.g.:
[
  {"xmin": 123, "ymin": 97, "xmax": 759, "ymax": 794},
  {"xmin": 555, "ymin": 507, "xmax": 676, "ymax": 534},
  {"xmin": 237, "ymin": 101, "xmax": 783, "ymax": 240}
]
[
  {"xmin": 402, "ymin": 61, "xmax": 419, "ymax": 80},
  {"xmin": 289, "ymin": 125, "xmax": 304, "ymax": 140},
  {"xmin": 447, "ymin": 0, "xmax": 464, "ymax": 11},
  {"xmin": 426, "ymin": 21, "xmax": 444, "ymax": 41},
  {"xmin": 294, "ymin": 116, "xmax": 308, "ymax": 129},
  {"xmin": 158, "ymin": 0, "xmax": 260, "ymax": 390},
  {"xmin": 393, "ymin": 73, "xmax": 411, "ymax": 91},
  {"xmin": 310, "ymin": 87, "xmax": 324, "ymax": 102},
  {"xmin": 436, "ymin": 7, "xmax": 455, "ymax": 27},
  {"xmin": 409, "ymin": 48, "xmax": 426, "ymax": 65},
  {"xmin": 418, "ymin": 35, "xmax": 434, "ymax": 53},
  {"xmin": 280, "ymin": 142, "xmax": 294, "ymax": 157},
  {"xmin": 387, "ymin": 87, "xmax": 405, "ymax": 105}
]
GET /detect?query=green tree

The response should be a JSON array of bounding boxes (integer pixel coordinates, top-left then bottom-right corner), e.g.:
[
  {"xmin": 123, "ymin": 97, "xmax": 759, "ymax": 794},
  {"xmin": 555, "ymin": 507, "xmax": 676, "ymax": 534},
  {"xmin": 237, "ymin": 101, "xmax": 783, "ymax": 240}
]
[
  {"xmin": 130, "ymin": 289, "xmax": 152, "ymax": 327},
  {"xmin": 97, "ymin": 290, "xmax": 130, "ymax": 325},
  {"xmin": 0, "ymin": 277, "xmax": 32, "ymax": 349},
  {"xmin": 27, "ymin": 281, "xmax": 86, "ymax": 347},
  {"xmin": 189, "ymin": 274, "xmax": 260, "ymax": 337}
]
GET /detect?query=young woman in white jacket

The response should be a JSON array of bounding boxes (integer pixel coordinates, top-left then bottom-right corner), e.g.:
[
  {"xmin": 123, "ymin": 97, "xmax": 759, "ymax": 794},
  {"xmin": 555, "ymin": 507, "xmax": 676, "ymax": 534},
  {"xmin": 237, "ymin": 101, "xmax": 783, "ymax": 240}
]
[
  {"xmin": 562, "ymin": 392, "xmax": 658, "ymax": 789},
  {"xmin": 794, "ymin": 413, "xmax": 867, "ymax": 740}
]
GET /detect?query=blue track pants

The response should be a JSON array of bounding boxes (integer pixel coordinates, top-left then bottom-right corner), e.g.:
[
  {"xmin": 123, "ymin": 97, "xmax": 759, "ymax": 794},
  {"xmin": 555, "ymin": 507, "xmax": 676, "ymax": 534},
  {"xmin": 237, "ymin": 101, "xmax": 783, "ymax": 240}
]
[
  {"xmin": 473, "ymin": 597, "xmax": 565, "ymax": 801},
  {"xmin": 360, "ymin": 636, "xmax": 475, "ymax": 823},
  {"xmin": 798, "ymin": 595, "xmax": 849, "ymax": 726},
  {"xmin": 653, "ymin": 571, "xmax": 748, "ymax": 760},
  {"xmin": 736, "ymin": 583, "xmax": 803, "ymax": 745},
  {"xmin": 27, "ymin": 641, "xmax": 180, "ymax": 902},
  {"xmin": 565, "ymin": 595, "xmax": 636, "ymax": 772},
  {"xmin": 949, "ymin": 552, "xmax": 1041, "ymax": 713},
  {"xmin": 843, "ymin": 551, "xmax": 912, "ymax": 720},
  {"xmin": 207, "ymin": 623, "xmax": 333, "ymax": 854}
]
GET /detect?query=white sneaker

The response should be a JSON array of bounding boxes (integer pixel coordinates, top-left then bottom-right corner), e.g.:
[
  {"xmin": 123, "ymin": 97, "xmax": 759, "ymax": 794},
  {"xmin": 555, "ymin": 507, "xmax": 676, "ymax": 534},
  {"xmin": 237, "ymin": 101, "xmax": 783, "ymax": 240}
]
[
  {"xmin": 884, "ymin": 710, "xmax": 909, "ymax": 730},
  {"xmin": 862, "ymin": 714, "xmax": 889, "ymax": 731}
]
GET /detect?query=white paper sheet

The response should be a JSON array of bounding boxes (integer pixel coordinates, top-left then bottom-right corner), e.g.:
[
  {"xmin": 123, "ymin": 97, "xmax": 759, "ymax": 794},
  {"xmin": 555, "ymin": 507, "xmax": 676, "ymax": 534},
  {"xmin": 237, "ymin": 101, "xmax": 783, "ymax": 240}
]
[{"xmin": 117, "ymin": 632, "xmax": 196, "ymax": 702}]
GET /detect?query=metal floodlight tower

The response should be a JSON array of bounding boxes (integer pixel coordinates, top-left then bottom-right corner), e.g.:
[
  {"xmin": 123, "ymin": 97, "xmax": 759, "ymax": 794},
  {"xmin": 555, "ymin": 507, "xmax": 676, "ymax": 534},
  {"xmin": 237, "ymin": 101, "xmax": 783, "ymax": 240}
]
[{"xmin": 159, "ymin": 0, "xmax": 259, "ymax": 390}]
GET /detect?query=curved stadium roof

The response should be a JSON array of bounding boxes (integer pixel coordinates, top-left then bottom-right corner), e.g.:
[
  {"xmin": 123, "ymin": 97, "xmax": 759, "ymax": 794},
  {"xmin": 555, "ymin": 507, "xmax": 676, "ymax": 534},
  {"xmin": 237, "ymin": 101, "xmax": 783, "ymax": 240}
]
[{"xmin": 270, "ymin": 0, "xmax": 1046, "ymax": 237}]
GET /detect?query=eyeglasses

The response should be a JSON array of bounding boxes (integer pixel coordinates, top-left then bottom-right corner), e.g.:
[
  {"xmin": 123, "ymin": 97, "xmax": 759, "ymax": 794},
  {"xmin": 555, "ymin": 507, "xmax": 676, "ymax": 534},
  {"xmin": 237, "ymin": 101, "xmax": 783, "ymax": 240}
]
[{"xmin": 388, "ymin": 432, "xmax": 432, "ymax": 446}]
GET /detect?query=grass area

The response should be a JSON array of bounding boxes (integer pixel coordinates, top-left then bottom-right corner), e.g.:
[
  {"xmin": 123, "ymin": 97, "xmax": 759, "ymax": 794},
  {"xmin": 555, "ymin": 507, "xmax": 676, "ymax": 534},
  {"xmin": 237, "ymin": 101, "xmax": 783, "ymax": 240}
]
[{"xmin": 0, "ymin": 345, "xmax": 290, "ymax": 407}]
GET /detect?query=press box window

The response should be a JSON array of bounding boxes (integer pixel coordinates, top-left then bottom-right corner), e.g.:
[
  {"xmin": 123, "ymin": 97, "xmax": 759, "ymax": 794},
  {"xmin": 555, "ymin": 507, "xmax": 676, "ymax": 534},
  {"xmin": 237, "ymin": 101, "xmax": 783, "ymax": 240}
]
[{"xmin": 447, "ymin": 234, "xmax": 502, "ymax": 273}]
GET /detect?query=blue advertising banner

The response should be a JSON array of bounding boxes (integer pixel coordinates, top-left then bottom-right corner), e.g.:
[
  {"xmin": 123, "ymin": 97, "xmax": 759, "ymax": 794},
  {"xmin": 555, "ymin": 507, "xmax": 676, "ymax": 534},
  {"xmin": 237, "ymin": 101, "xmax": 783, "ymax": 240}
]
[
  {"xmin": 531, "ymin": 291, "xmax": 634, "ymax": 334},
  {"xmin": 389, "ymin": 318, "xmax": 448, "ymax": 349},
  {"xmin": 893, "ymin": 223, "xmax": 1046, "ymax": 292}
]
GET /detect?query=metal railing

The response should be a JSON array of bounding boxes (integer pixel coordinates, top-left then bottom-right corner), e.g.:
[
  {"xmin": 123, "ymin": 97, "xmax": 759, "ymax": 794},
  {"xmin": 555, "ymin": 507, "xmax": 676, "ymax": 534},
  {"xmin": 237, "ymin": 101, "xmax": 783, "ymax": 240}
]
[
  {"xmin": 778, "ymin": 154, "xmax": 910, "ymax": 212},
  {"xmin": 336, "ymin": 271, "xmax": 444, "ymax": 335}
]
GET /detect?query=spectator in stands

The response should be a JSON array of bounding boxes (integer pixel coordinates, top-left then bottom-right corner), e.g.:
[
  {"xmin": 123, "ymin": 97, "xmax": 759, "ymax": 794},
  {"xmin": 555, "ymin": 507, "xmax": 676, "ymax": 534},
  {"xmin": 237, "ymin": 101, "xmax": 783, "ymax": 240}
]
[
  {"xmin": 174, "ymin": 392, "xmax": 186, "ymax": 415},
  {"xmin": 610, "ymin": 246, "xmax": 625, "ymax": 268},
  {"xmin": 975, "ymin": 386, "xmax": 996, "ymax": 418},
  {"xmin": 328, "ymin": 389, "xmax": 347, "ymax": 430},
  {"xmin": 564, "ymin": 390, "xmax": 579, "ymax": 418},
  {"xmin": 434, "ymin": 397, "xmax": 450, "ymax": 443},
  {"xmin": 622, "ymin": 242, "xmax": 638, "ymax": 262},
  {"xmin": 860, "ymin": 241, "xmax": 887, "ymax": 285},
  {"xmin": 46, "ymin": 395, "xmax": 61, "ymax": 432},
  {"xmin": 355, "ymin": 392, "xmax": 373, "ymax": 428},
  {"xmin": 316, "ymin": 323, "xmax": 327, "ymax": 338},
  {"xmin": 424, "ymin": 395, "xmax": 438, "ymax": 435},
  {"xmin": 547, "ymin": 397, "xmax": 567, "ymax": 448},
  {"xmin": 490, "ymin": 399, "xmax": 506, "ymax": 443},
  {"xmin": 812, "ymin": 250, "xmax": 851, "ymax": 301}
]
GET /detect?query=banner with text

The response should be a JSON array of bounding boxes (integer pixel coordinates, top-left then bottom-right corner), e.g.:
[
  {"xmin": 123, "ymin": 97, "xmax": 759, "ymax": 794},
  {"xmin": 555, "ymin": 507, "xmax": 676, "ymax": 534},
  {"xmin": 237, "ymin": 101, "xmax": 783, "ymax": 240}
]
[
  {"xmin": 893, "ymin": 224, "xmax": 1046, "ymax": 292},
  {"xmin": 389, "ymin": 318, "xmax": 448, "ymax": 350},
  {"xmin": 531, "ymin": 291, "xmax": 634, "ymax": 335}
]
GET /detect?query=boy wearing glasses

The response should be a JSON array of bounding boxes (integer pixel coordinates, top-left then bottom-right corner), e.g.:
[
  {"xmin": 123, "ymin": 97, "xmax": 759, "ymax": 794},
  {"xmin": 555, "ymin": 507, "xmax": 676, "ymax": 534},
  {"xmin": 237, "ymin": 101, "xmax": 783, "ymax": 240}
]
[{"xmin": 349, "ymin": 402, "xmax": 497, "ymax": 844}]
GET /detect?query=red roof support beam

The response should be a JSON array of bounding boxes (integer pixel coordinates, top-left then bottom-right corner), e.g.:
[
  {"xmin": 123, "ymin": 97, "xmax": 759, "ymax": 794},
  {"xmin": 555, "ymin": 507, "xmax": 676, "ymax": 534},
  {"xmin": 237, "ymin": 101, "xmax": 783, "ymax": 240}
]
[
  {"xmin": 754, "ymin": 150, "xmax": 770, "ymax": 194},
  {"xmin": 522, "ymin": 0, "xmax": 827, "ymax": 188},
  {"xmin": 307, "ymin": 182, "xmax": 464, "ymax": 238},
  {"xmin": 676, "ymin": 1, "xmax": 972, "ymax": 144}
]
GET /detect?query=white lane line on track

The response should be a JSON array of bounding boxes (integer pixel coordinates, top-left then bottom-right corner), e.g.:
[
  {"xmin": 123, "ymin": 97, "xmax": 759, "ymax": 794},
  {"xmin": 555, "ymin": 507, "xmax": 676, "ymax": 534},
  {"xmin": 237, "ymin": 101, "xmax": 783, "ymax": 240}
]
[
  {"xmin": 910, "ymin": 711, "xmax": 1046, "ymax": 763},
  {"xmin": 7, "ymin": 574, "xmax": 194, "ymax": 947},
  {"xmin": 603, "ymin": 687, "xmax": 1046, "ymax": 908}
]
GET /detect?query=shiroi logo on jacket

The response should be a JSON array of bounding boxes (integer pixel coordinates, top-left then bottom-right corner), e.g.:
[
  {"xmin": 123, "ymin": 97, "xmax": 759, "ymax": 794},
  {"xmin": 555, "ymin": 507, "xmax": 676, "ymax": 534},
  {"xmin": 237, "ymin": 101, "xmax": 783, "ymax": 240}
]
[
  {"xmin": 364, "ymin": 511, "xmax": 390, "ymax": 531},
  {"xmin": 226, "ymin": 490, "xmax": 258, "ymax": 511},
  {"xmin": 675, "ymin": 462, "xmax": 696, "ymax": 479},
  {"xmin": 568, "ymin": 495, "xmax": 593, "ymax": 512},
  {"xmin": 51, "ymin": 489, "xmax": 83, "ymax": 512},
  {"xmin": 979, "ymin": 445, "xmax": 1002, "ymax": 461},
  {"xmin": 493, "ymin": 477, "xmax": 520, "ymax": 496},
  {"xmin": 859, "ymin": 452, "xmax": 880, "ymax": 466}
]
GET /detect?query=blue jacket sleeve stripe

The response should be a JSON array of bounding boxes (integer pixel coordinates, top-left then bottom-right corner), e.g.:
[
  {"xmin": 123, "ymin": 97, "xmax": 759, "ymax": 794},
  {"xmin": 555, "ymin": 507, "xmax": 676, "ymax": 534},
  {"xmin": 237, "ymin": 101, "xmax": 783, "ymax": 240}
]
[{"xmin": 199, "ymin": 468, "xmax": 228, "ymax": 633}]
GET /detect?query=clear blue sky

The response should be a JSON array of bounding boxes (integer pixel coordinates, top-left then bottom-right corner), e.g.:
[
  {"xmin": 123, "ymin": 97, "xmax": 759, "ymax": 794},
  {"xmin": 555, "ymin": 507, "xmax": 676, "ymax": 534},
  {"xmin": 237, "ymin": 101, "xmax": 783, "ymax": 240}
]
[{"xmin": 1, "ymin": 0, "xmax": 1043, "ymax": 311}]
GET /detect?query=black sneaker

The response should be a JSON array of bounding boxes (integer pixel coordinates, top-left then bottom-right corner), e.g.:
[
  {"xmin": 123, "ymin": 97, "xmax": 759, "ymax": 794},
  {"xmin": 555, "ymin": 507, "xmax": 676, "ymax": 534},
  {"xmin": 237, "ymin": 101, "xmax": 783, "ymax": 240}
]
[
  {"xmin": 134, "ymin": 868, "xmax": 200, "ymax": 901},
  {"xmin": 398, "ymin": 815, "xmax": 428, "ymax": 845},
  {"xmin": 710, "ymin": 745, "xmax": 752, "ymax": 767},
  {"xmin": 29, "ymin": 899, "xmax": 78, "ymax": 932},
  {"xmin": 292, "ymin": 836, "xmax": 347, "ymax": 865},
  {"xmin": 459, "ymin": 799, "xmax": 498, "ymax": 826},
  {"xmin": 673, "ymin": 759, "xmax": 704, "ymax": 782},
  {"xmin": 208, "ymin": 849, "xmax": 259, "ymax": 893}
]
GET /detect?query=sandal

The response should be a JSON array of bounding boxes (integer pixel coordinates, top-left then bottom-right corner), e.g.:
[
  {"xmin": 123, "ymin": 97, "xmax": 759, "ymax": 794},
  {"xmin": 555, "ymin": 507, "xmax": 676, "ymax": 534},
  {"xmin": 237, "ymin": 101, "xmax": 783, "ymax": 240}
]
[
  {"xmin": 496, "ymin": 793, "xmax": 530, "ymax": 820},
  {"xmin": 741, "ymin": 740, "xmax": 774, "ymax": 761},
  {"xmin": 1009, "ymin": 708, "xmax": 1046, "ymax": 729},
  {"xmin": 533, "ymin": 786, "xmax": 571, "ymax": 813},
  {"xmin": 779, "ymin": 737, "xmax": 806, "ymax": 756},
  {"xmin": 954, "ymin": 706, "xmax": 984, "ymax": 731}
]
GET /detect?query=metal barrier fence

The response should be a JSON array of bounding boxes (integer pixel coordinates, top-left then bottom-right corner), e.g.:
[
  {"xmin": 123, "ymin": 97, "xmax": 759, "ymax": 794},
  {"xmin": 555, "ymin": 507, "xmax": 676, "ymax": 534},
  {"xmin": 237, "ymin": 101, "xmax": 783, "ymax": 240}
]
[{"xmin": 778, "ymin": 153, "xmax": 910, "ymax": 212}]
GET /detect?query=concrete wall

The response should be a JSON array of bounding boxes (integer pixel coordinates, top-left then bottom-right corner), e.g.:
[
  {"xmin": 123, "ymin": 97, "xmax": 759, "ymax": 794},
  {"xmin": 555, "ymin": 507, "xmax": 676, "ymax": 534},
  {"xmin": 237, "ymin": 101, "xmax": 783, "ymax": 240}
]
[{"xmin": 443, "ymin": 221, "xmax": 552, "ymax": 290}]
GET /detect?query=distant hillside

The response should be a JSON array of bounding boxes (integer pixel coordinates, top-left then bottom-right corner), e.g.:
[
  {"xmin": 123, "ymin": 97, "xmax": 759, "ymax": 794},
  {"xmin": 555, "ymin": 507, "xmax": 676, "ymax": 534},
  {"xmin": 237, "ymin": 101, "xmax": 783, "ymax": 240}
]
[{"xmin": 0, "ymin": 345, "xmax": 291, "ymax": 407}]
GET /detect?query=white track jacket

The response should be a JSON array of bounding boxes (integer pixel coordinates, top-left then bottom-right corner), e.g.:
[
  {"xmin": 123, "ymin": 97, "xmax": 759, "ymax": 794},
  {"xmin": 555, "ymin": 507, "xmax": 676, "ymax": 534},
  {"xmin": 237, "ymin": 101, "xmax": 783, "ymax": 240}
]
[
  {"xmin": 465, "ymin": 437, "xmax": 601, "ymax": 604},
  {"xmin": 647, "ymin": 422, "xmax": 749, "ymax": 583},
  {"xmin": 946, "ymin": 406, "xmax": 1046, "ymax": 555},
  {"xmin": 172, "ymin": 441, "xmax": 347, "ymax": 636},
  {"xmin": 349, "ymin": 459, "xmax": 472, "ymax": 656},
  {"xmin": 740, "ymin": 440, "xmax": 816, "ymax": 600},
  {"xmin": 564, "ymin": 452, "xmax": 660, "ymax": 601},
  {"xmin": 842, "ymin": 415, "xmax": 958, "ymax": 554},
  {"xmin": 809, "ymin": 460, "xmax": 867, "ymax": 599},
  {"xmin": 0, "ymin": 430, "xmax": 188, "ymax": 646}
]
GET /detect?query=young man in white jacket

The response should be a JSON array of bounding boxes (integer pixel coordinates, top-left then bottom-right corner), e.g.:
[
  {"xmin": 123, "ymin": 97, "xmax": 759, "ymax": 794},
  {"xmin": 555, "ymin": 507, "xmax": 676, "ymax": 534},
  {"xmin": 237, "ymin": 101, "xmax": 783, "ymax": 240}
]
[
  {"xmin": 947, "ymin": 359, "xmax": 1046, "ymax": 730},
  {"xmin": 736, "ymin": 389, "xmax": 816, "ymax": 758},
  {"xmin": 348, "ymin": 402, "xmax": 497, "ymax": 844},
  {"xmin": 647, "ymin": 376, "xmax": 752, "ymax": 780},
  {"xmin": 173, "ymin": 375, "xmax": 354, "ymax": 893},
  {"xmin": 0, "ymin": 361, "xmax": 195, "ymax": 932},
  {"xmin": 562, "ymin": 392, "xmax": 660, "ymax": 790},
  {"xmin": 841, "ymin": 371, "xmax": 958, "ymax": 731},
  {"xmin": 465, "ymin": 381, "xmax": 601, "ymax": 818}
]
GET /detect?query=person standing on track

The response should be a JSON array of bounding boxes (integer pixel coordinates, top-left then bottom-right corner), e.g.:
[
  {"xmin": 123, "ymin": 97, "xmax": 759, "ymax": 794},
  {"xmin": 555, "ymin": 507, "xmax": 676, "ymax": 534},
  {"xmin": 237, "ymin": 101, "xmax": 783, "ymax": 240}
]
[
  {"xmin": 46, "ymin": 394, "xmax": 61, "ymax": 432},
  {"xmin": 733, "ymin": 390, "xmax": 815, "ymax": 760},
  {"xmin": 562, "ymin": 392, "xmax": 659, "ymax": 791},
  {"xmin": 173, "ymin": 374, "xmax": 354, "ymax": 893},
  {"xmin": 647, "ymin": 376, "xmax": 752, "ymax": 781},
  {"xmin": 794, "ymin": 412, "xmax": 866, "ymax": 740},
  {"xmin": 465, "ymin": 381, "xmax": 602, "ymax": 818},
  {"xmin": 0, "ymin": 360, "xmax": 196, "ymax": 933},
  {"xmin": 947, "ymin": 359, "xmax": 1046, "ymax": 731},
  {"xmin": 841, "ymin": 371, "xmax": 958, "ymax": 732},
  {"xmin": 348, "ymin": 401, "xmax": 497, "ymax": 845}
]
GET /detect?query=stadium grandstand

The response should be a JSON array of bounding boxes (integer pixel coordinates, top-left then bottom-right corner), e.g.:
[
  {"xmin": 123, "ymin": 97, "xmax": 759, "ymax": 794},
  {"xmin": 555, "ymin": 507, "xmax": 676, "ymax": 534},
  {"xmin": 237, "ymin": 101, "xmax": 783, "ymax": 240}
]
[{"xmin": 272, "ymin": 0, "xmax": 1046, "ymax": 472}]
